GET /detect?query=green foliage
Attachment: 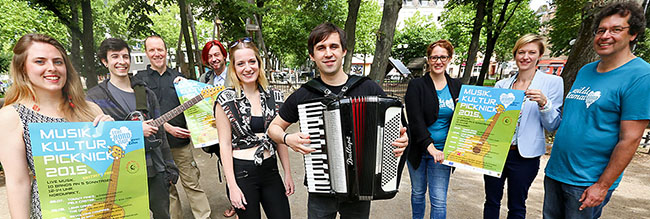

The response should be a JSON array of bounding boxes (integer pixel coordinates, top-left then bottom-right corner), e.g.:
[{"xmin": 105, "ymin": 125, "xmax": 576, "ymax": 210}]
[
  {"xmin": 548, "ymin": 0, "xmax": 588, "ymax": 57},
  {"xmin": 0, "ymin": 51, "xmax": 10, "ymax": 74},
  {"xmin": 0, "ymin": 0, "xmax": 68, "ymax": 53},
  {"xmin": 635, "ymin": 29, "xmax": 650, "ymax": 62},
  {"xmin": 263, "ymin": 0, "xmax": 347, "ymax": 67},
  {"xmin": 113, "ymin": 0, "xmax": 160, "ymax": 39},
  {"xmin": 196, "ymin": 0, "xmax": 262, "ymax": 42},
  {"xmin": 442, "ymin": 0, "xmax": 539, "ymax": 63},
  {"xmin": 392, "ymin": 11, "xmax": 443, "ymax": 64},
  {"xmin": 493, "ymin": 1, "xmax": 540, "ymax": 61},
  {"xmin": 441, "ymin": 2, "xmax": 483, "ymax": 64},
  {"xmin": 354, "ymin": 0, "xmax": 382, "ymax": 56}
]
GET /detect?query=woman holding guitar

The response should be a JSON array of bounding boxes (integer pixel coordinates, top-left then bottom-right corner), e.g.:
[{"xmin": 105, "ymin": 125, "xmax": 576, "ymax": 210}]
[
  {"xmin": 404, "ymin": 39, "xmax": 462, "ymax": 219},
  {"xmin": 483, "ymin": 34, "xmax": 563, "ymax": 219},
  {"xmin": 0, "ymin": 34, "xmax": 113, "ymax": 218},
  {"xmin": 213, "ymin": 38, "xmax": 293, "ymax": 219}
]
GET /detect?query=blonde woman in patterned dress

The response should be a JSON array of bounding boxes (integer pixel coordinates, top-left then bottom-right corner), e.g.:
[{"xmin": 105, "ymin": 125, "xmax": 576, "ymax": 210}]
[{"xmin": 0, "ymin": 34, "xmax": 112, "ymax": 218}]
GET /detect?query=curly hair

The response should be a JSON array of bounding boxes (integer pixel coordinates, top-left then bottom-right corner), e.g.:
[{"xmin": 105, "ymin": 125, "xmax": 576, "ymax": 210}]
[{"xmin": 594, "ymin": 1, "xmax": 646, "ymax": 46}]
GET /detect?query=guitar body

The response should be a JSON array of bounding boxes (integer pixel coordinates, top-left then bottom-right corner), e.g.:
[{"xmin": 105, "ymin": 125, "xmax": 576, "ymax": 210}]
[
  {"xmin": 126, "ymin": 111, "xmax": 162, "ymax": 148},
  {"xmin": 446, "ymin": 135, "xmax": 491, "ymax": 168},
  {"xmin": 80, "ymin": 202, "xmax": 125, "ymax": 219}
]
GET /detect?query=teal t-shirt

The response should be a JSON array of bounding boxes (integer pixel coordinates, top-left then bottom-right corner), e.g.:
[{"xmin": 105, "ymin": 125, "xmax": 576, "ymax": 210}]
[
  {"xmin": 546, "ymin": 57, "xmax": 650, "ymax": 189},
  {"xmin": 427, "ymin": 85, "xmax": 455, "ymax": 150}
]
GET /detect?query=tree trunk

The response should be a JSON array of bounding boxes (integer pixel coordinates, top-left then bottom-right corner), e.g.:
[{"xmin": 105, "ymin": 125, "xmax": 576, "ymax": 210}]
[
  {"xmin": 343, "ymin": 0, "xmax": 362, "ymax": 74},
  {"xmin": 477, "ymin": 0, "xmax": 521, "ymax": 86},
  {"xmin": 69, "ymin": 0, "xmax": 82, "ymax": 74},
  {"xmin": 81, "ymin": 0, "xmax": 97, "ymax": 88},
  {"xmin": 477, "ymin": 37, "xmax": 497, "ymax": 85},
  {"xmin": 176, "ymin": 30, "xmax": 183, "ymax": 71},
  {"xmin": 188, "ymin": 5, "xmax": 204, "ymax": 76},
  {"xmin": 461, "ymin": 0, "xmax": 487, "ymax": 83},
  {"xmin": 255, "ymin": 0, "xmax": 270, "ymax": 72},
  {"xmin": 368, "ymin": 0, "xmax": 402, "ymax": 83},
  {"xmin": 562, "ymin": 1, "xmax": 602, "ymax": 97},
  {"xmin": 179, "ymin": 0, "xmax": 196, "ymax": 79}
]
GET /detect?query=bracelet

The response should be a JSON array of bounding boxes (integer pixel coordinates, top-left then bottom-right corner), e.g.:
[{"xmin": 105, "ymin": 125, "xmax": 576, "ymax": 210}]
[{"xmin": 283, "ymin": 133, "xmax": 289, "ymax": 144}]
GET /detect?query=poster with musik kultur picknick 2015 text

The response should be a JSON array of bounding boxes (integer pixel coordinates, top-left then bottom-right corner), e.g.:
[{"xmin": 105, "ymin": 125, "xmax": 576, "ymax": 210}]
[
  {"xmin": 174, "ymin": 79, "xmax": 223, "ymax": 148},
  {"xmin": 443, "ymin": 85, "xmax": 525, "ymax": 177},
  {"xmin": 30, "ymin": 121, "xmax": 149, "ymax": 219}
]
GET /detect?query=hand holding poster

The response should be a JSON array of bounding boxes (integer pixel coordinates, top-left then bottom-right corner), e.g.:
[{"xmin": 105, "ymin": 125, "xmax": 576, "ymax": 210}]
[
  {"xmin": 443, "ymin": 85, "xmax": 525, "ymax": 177},
  {"xmin": 29, "ymin": 121, "xmax": 148, "ymax": 219},
  {"xmin": 174, "ymin": 80, "xmax": 223, "ymax": 148}
]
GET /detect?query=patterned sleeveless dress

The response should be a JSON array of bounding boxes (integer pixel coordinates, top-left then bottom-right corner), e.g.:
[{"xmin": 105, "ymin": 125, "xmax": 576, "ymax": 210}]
[{"xmin": 13, "ymin": 104, "xmax": 66, "ymax": 219}]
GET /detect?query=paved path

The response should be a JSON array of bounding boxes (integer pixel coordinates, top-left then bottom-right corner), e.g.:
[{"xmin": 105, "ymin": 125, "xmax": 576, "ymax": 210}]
[{"xmin": 2, "ymin": 124, "xmax": 649, "ymax": 218}]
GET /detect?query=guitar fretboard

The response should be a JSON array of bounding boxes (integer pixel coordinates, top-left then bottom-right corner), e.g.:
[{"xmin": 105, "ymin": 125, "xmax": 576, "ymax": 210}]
[
  {"xmin": 105, "ymin": 158, "xmax": 121, "ymax": 204},
  {"xmin": 150, "ymin": 94, "xmax": 205, "ymax": 127}
]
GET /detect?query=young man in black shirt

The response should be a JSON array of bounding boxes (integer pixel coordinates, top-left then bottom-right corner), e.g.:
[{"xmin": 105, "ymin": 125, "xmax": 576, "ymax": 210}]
[
  {"xmin": 87, "ymin": 38, "xmax": 179, "ymax": 219},
  {"xmin": 268, "ymin": 22, "xmax": 408, "ymax": 219}
]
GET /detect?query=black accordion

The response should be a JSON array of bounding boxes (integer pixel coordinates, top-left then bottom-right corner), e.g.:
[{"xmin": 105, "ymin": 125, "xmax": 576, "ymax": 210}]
[{"xmin": 298, "ymin": 96, "xmax": 404, "ymax": 200}]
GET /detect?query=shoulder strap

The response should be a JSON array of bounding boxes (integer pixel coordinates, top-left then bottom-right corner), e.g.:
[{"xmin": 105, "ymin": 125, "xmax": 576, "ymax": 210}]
[
  {"xmin": 301, "ymin": 78, "xmax": 335, "ymax": 98},
  {"xmin": 300, "ymin": 75, "xmax": 369, "ymax": 98},
  {"xmin": 338, "ymin": 75, "xmax": 368, "ymax": 97},
  {"xmin": 133, "ymin": 85, "xmax": 148, "ymax": 113}
]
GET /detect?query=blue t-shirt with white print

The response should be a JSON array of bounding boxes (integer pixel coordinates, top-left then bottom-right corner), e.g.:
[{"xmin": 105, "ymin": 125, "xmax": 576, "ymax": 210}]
[
  {"xmin": 427, "ymin": 85, "xmax": 455, "ymax": 150},
  {"xmin": 546, "ymin": 57, "xmax": 650, "ymax": 189}
]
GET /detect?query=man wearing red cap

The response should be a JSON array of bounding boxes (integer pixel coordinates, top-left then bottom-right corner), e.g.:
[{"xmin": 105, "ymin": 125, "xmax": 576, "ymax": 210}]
[{"xmin": 199, "ymin": 40, "xmax": 228, "ymax": 86}]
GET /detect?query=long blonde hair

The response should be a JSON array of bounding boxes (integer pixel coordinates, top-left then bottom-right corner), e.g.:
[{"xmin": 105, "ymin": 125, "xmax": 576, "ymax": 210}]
[
  {"xmin": 227, "ymin": 39, "xmax": 269, "ymax": 97},
  {"xmin": 4, "ymin": 33, "xmax": 96, "ymax": 122}
]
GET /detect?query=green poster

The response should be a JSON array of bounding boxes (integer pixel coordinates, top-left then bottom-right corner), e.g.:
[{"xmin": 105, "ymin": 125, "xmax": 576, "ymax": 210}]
[
  {"xmin": 29, "ymin": 121, "xmax": 149, "ymax": 218},
  {"xmin": 443, "ymin": 85, "xmax": 525, "ymax": 177},
  {"xmin": 174, "ymin": 80, "xmax": 224, "ymax": 148}
]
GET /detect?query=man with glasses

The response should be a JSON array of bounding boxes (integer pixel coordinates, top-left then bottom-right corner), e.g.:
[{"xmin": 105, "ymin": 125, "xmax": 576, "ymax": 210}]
[
  {"xmin": 543, "ymin": 2, "xmax": 650, "ymax": 218},
  {"xmin": 135, "ymin": 35, "xmax": 212, "ymax": 219},
  {"xmin": 199, "ymin": 40, "xmax": 228, "ymax": 86}
]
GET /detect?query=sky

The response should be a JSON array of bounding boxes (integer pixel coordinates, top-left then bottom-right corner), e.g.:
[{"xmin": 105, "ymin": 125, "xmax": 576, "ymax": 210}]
[{"xmin": 529, "ymin": 0, "xmax": 551, "ymax": 11}]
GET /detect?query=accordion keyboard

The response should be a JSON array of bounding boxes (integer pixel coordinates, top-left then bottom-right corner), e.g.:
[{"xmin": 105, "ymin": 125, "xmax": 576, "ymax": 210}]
[{"xmin": 298, "ymin": 101, "xmax": 331, "ymax": 193}]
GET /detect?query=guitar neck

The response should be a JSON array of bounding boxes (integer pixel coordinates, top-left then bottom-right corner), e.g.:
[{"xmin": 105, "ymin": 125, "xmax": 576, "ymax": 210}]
[
  {"xmin": 478, "ymin": 112, "xmax": 503, "ymax": 143},
  {"xmin": 105, "ymin": 158, "xmax": 121, "ymax": 204},
  {"xmin": 150, "ymin": 94, "xmax": 205, "ymax": 127}
]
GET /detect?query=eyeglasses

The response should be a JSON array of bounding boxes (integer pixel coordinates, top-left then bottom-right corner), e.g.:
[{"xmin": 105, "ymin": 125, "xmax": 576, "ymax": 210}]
[
  {"xmin": 428, "ymin": 56, "xmax": 450, "ymax": 62},
  {"xmin": 229, "ymin": 37, "xmax": 253, "ymax": 48},
  {"xmin": 593, "ymin": 26, "xmax": 630, "ymax": 36}
]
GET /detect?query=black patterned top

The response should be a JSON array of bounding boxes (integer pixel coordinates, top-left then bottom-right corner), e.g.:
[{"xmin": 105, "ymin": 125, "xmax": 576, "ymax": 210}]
[
  {"xmin": 216, "ymin": 86, "xmax": 284, "ymax": 166},
  {"xmin": 13, "ymin": 104, "xmax": 66, "ymax": 219}
]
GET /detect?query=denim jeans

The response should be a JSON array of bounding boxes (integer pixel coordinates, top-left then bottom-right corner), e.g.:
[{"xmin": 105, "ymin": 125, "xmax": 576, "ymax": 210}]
[
  {"xmin": 407, "ymin": 154, "xmax": 452, "ymax": 219},
  {"xmin": 543, "ymin": 176, "xmax": 614, "ymax": 219}
]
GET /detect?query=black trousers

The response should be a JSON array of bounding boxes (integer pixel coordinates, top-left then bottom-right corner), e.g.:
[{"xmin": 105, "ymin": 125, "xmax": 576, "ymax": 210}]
[
  {"xmin": 231, "ymin": 157, "xmax": 290, "ymax": 219},
  {"xmin": 149, "ymin": 171, "xmax": 171, "ymax": 219},
  {"xmin": 483, "ymin": 149, "xmax": 540, "ymax": 219}
]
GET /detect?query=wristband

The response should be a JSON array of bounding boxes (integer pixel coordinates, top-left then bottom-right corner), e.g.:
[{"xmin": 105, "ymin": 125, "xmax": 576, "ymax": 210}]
[{"xmin": 283, "ymin": 133, "xmax": 289, "ymax": 144}]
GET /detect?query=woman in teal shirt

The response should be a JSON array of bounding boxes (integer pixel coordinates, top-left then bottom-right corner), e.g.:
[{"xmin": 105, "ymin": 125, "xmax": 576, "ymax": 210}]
[{"xmin": 404, "ymin": 39, "xmax": 462, "ymax": 219}]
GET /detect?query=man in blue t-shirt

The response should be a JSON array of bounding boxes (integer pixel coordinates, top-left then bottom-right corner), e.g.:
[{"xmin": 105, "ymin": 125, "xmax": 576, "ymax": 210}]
[{"xmin": 543, "ymin": 2, "xmax": 650, "ymax": 218}]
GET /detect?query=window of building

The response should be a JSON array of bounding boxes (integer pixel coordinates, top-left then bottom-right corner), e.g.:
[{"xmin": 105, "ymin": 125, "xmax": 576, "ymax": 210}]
[{"xmin": 134, "ymin": 55, "xmax": 144, "ymax": 64}]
